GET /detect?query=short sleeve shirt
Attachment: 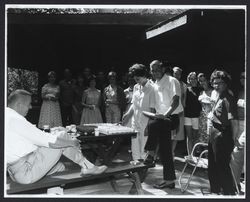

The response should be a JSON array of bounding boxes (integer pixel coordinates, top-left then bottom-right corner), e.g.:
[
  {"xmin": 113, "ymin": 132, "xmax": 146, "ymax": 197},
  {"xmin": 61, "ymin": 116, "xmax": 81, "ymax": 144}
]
[
  {"xmin": 211, "ymin": 91, "xmax": 238, "ymax": 130},
  {"xmin": 5, "ymin": 107, "xmax": 57, "ymax": 164},
  {"xmin": 59, "ymin": 79, "xmax": 75, "ymax": 106},
  {"xmin": 131, "ymin": 80, "xmax": 156, "ymax": 131},
  {"xmin": 104, "ymin": 85, "xmax": 118, "ymax": 104},
  {"xmin": 154, "ymin": 74, "xmax": 183, "ymax": 114}
]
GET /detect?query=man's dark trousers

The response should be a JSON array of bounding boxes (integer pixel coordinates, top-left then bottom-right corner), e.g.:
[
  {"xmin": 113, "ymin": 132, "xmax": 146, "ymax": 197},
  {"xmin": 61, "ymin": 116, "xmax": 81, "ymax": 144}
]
[{"xmin": 145, "ymin": 116, "xmax": 179, "ymax": 181}]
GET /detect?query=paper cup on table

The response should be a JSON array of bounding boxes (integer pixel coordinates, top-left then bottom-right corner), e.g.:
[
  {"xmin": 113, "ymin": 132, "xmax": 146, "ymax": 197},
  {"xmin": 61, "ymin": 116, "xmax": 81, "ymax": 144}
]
[
  {"xmin": 70, "ymin": 124, "xmax": 77, "ymax": 133},
  {"xmin": 94, "ymin": 128, "xmax": 100, "ymax": 136},
  {"xmin": 43, "ymin": 125, "xmax": 50, "ymax": 133}
]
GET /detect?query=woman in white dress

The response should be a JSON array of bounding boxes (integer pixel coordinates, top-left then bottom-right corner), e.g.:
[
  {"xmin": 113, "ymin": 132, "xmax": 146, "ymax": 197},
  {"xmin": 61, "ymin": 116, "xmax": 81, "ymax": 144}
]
[
  {"xmin": 38, "ymin": 71, "xmax": 62, "ymax": 128},
  {"xmin": 122, "ymin": 64, "xmax": 156, "ymax": 162},
  {"xmin": 80, "ymin": 75, "xmax": 103, "ymax": 124}
]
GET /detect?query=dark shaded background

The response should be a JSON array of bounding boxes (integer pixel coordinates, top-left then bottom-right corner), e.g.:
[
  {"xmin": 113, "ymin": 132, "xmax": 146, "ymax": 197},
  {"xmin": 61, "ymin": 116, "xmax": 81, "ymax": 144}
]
[{"xmin": 7, "ymin": 9, "xmax": 245, "ymax": 91}]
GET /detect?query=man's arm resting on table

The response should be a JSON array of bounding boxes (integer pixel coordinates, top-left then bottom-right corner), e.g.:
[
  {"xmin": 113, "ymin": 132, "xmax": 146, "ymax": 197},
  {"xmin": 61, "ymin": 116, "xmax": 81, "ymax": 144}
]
[{"xmin": 49, "ymin": 135, "xmax": 81, "ymax": 149}]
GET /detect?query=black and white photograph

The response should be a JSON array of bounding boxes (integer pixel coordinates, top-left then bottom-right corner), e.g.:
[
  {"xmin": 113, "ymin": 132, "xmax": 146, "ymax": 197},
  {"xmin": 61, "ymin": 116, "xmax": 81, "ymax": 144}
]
[{"xmin": 4, "ymin": 4, "xmax": 246, "ymax": 198}]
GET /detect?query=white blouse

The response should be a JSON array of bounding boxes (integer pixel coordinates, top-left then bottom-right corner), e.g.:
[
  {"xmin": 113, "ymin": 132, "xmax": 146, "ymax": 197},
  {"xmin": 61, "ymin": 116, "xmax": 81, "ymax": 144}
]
[
  {"xmin": 5, "ymin": 107, "xmax": 57, "ymax": 164},
  {"xmin": 131, "ymin": 80, "xmax": 155, "ymax": 131}
]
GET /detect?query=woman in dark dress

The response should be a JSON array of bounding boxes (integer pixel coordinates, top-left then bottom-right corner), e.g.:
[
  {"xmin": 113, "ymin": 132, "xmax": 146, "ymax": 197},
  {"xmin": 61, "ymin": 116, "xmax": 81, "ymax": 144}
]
[
  {"xmin": 207, "ymin": 70, "xmax": 238, "ymax": 195},
  {"xmin": 72, "ymin": 74, "xmax": 86, "ymax": 125},
  {"xmin": 184, "ymin": 72, "xmax": 202, "ymax": 158}
]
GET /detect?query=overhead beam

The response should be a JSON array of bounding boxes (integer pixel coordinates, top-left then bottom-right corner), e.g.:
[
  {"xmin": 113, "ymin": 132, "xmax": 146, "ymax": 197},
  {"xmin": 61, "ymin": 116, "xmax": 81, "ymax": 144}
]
[{"xmin": 146, "ymin": 15, "xmax": 187, "ymax": 39}]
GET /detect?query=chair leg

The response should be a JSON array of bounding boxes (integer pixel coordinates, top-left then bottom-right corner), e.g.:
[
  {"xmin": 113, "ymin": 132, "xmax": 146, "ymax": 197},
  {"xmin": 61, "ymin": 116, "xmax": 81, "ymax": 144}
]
[
  {"xmin": 179, "ymin": 160, "xmax": 200, "ymax": 193},
  {"xmin": 229, "ymin": 163, "xmax": 240, "ymax": 195},
  {"xmin": 184, "ymin": 163, "xmax": 199, "ymax": 191},
  {"xmin": 178, "ymin": 162, "xmax": 189, "ymax": 193},
  {"xmin": 179, "ymin": 144, "xmax": 209, "ymax": 193}
]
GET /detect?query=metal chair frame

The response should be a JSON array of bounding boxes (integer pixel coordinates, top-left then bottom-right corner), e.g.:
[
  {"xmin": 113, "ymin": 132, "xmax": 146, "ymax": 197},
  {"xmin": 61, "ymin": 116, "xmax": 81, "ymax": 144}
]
[
  {"xmin": 178, "ymin": 142, "xmax": 208, "ymax": 193},
  {"xmin": 178, "ymin": 142, "xmax": 240, "ymax": 195}
]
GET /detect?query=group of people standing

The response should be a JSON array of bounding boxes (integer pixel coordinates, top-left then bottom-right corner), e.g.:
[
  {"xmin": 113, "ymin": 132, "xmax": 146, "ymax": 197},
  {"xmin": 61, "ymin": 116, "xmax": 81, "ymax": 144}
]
[
  {"xmin": 123, "ymin": 61, "xmax": 245, "ymax": 194},
  {"xmin": 37, "ymin": 68, "xmax": 127, "ymax": 129},
  {"xmin": 32, "ymin": 61, "xmax": 245, "ymax": 195},
  {"xmin": 171, "ymin": 67, "xmax": 245, "ymax": 195}
]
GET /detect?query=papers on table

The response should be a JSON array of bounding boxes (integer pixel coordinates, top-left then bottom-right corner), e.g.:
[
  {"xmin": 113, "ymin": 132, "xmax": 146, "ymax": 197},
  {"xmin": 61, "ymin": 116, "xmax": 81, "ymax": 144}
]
[
  {"xmin": 81, "ymin": 123, "xmax": 136, "ymax": 135},
  {"xmin": 142, "ymin": 111, "xmax": 156, "ymax": 119}
]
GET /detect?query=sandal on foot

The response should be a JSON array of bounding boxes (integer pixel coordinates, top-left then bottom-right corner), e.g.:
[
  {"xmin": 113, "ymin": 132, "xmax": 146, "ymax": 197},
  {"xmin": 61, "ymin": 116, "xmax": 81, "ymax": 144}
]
[{"xmin": 153, "ymin": 181, "xmax": 175, "ymax": 189}]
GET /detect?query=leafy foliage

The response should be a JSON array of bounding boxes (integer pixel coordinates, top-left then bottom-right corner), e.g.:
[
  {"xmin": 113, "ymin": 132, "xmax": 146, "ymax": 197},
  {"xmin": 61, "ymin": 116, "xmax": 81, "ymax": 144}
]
[
  {"xmin": 7, "ymin": 8, "xmax": 185, "ymax": 15},
  {"xmin": 7, "ymin": 67, "xmax": 38, "ymax": 96}
]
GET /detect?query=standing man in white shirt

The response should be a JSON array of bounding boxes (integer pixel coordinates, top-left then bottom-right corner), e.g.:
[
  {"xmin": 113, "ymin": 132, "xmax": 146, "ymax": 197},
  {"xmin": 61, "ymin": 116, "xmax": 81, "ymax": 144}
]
[
  {"xmin": 6, "ymin": 89, "xmax": 107, "ymax": 184},
  {"xmin": 144, "ymin": 60, "xmax": 183, "ymax": 189}
]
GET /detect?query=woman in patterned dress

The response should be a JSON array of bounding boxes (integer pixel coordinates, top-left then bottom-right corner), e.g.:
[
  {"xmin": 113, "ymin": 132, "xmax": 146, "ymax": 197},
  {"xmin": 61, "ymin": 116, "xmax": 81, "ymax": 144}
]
[
  {"xmin": 38, "ymin": 71, "xmax": 62, "ymax": 128},
  {"xmin": 80, "ymin": 75, "xmax": 103, "ymax": 124},
  {"xmin": 197, "ymin": 73, "xmax": 213, "ymax": 143},
  {"xmin": 103, "ymin": 71, "xmax": 126, "ymax": 123}
]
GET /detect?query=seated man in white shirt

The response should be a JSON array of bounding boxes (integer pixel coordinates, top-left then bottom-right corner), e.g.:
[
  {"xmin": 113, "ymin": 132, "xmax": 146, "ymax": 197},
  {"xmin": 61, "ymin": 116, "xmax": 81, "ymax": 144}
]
[{"xmin": 6, "ymin": 89, "xmax": 107, "ymax": 184}]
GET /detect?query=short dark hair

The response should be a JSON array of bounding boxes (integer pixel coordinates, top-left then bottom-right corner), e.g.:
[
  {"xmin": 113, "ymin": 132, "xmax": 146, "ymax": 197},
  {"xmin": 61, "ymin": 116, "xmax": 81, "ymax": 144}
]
[
  {"xmin": 88, "ymin": 74, "xmax": 97, "ymax": 83},
  {"xmin": 129, "ymin": 63, "xmax": 148, "ymax": 78},
  {"xmin": 8, "ymin": 89, "xmax": 32, "ymax": 106},
  {"xmin": 210, "ymin": 70, "xmax": 231, "ymax": 85},
  {"xmin": 48, "ymin": 71, "xmax": 56, "ymax": 78},
  {"xmin": 108, "ymin": 71, "xmax": 117, "ymax": 78}
]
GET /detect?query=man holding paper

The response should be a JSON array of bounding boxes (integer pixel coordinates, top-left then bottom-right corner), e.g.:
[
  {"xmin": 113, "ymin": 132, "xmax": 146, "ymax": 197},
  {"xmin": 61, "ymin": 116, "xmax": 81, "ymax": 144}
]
[{"xmin": 144, "ymin": 60, "xmax": 183, "ymax": 189}]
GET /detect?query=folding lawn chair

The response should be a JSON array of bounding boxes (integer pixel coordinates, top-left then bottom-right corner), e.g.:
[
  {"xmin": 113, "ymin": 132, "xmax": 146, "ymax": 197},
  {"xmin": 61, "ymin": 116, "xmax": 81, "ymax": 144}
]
[
  {"xmin": 178, "ymin": 142, "xmax": 240, "ymax": 195},
  {"xmin": 178, "ymin": 142, "xmax": 209, "ymax": 193}
]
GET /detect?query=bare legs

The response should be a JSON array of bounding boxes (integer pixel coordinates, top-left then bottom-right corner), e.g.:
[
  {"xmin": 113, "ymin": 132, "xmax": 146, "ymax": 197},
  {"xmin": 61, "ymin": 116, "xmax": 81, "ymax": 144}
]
[{"xmin": 185, "ymin": 126, "xmax": 198, "ymax": 156}]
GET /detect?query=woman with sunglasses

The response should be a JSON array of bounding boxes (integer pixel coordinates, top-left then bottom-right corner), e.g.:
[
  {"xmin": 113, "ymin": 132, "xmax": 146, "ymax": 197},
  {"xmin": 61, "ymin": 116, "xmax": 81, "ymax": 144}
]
[{"xmin": 207, "ymin": 70, "xmax": 238, "ymax": 195}]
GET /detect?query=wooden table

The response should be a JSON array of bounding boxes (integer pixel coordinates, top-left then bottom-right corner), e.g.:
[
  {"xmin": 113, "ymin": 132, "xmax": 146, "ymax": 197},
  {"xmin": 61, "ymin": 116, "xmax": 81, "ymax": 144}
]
[{"xmin": 77, "ymin": 128, "xmax": 137, "ymax": 165}]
